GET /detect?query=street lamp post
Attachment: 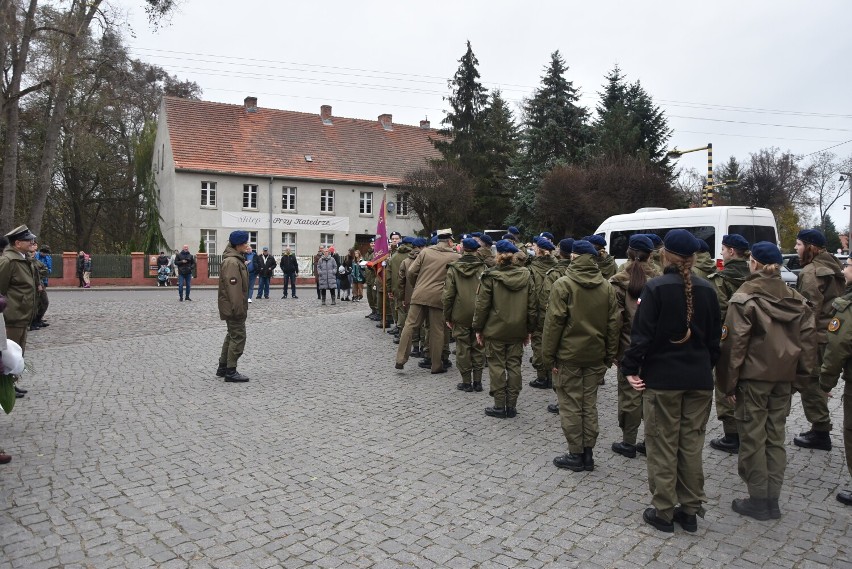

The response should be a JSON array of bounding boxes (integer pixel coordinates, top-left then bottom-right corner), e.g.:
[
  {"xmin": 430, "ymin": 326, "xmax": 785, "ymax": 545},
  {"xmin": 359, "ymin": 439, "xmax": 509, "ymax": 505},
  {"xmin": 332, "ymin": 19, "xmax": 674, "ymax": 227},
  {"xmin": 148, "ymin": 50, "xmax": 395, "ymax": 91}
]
[
  {"xmin": 841, "ymin": 172, "xmax": 852, "ymax": 254},
  {"xmin": 666, "ymin": 144, "xmax": 714, "ymax": 207}
]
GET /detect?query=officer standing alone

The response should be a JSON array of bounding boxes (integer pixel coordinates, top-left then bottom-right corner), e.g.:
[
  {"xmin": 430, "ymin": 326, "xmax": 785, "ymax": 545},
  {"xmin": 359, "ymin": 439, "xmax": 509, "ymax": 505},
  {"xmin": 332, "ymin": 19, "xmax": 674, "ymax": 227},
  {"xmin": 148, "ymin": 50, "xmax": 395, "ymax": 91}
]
[{"xmin": 216, "ymin": 231, "xmax": 251, "ymax": 383}]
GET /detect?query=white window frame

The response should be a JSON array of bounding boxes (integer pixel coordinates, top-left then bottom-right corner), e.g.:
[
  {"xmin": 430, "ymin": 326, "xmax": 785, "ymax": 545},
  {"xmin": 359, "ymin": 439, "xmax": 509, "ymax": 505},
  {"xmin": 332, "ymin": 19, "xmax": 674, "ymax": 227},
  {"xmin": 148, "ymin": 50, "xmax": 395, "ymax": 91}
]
[
  {"xmin": 396, "ymin": 192, "xmax": 410, "ymax": 217},
  {"xmin": 243, "ymin": 184, "xmax": 258, "ymax": 210},
  {"xmin": 201, "ymin": 181, "xmax": 217, "ymax": 208},
  {"xmin": 282, "ymin": 186, "xmax": 297, "ymax": 211},
  {"xmin": 201, "ymin": 229, "xmax": 216, "ymax": 254},
  {"xmin": 320, "ymin": 233, "xmax": 334, "ymax": 248},
  {"xmin": 359, "ymin": 191, "xmax": 373, "ymax": 215},
  {"xmin": 320, "ymin": 189, "xmax": 335, "ymax": 213},
  {"xmin": 248, "ymin": 231, "xmax": 258, "ymax": 250},
  {"xmin": 281, "ymin": 232, "xmax": 296, "ymax": 256}
]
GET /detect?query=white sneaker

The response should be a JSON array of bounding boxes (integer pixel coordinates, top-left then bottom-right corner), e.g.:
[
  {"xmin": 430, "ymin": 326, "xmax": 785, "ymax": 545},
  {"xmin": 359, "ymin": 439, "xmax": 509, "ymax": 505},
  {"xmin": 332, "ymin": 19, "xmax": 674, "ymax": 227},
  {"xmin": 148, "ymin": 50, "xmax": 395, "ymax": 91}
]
[{"xmin": 247, "ymin": 298, "xmax": 253, "ymax": 303}]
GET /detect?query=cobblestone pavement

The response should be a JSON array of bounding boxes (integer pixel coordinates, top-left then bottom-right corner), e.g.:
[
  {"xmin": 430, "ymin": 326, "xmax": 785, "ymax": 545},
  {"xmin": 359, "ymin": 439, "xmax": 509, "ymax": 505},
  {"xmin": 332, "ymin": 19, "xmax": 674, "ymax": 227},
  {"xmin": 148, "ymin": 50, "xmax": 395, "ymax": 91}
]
[{"xmin": 1, "ymin": 287, "xmax": 850, "ymax": 568}]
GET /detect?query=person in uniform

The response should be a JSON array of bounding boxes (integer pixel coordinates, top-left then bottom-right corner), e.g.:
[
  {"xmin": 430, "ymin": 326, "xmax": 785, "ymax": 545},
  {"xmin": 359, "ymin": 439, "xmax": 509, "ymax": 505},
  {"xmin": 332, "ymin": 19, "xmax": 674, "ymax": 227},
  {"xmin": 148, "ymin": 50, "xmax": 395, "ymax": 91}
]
[
  {"xmin": 610, "ymin": 235, "xmax": 660, "ymax": 458},
  {"xmin": 585, "ymin": 234, "xmax": 617, "ymax": 279},
  {"xmin": 819, "ymin": 255, "xmax": 852, "ymax": 507},
  {"xmin": 622, "ymin": 229, "xmax": 721, "ymax": 533},
  {"xmin": 443, "ymin": 238, "xmax": 487, "ymax": 392},
  {"xmin": 216, "ymin": 230, "xmax": 251, "ymax": 383},
  {"xmin": 474, "ymin": 233, "xmax": 496, "ymax": 267},
  {"xmin": 400, "ymin": 237, "xmax": 426, "ymax": 357},
  {"xmin": 542, "ymin": 238, "xmax": 574, "ymax": 415},
  {"xmin": 793, "ymin": 228, "xmax": 843, "ymax": 451},
  {"xmin": 692, "ymin": 239, "xmax": 716, "ymax": 280},
  {"xmin": 716, "ymin": 242, "xmax": 816, "ymax": 520},
  {"xmin": 364, "ymin": 240, "xmax": 379, "ymax": 320},
  {"xmin": 647, "ymin": 233, "xmax": 664, "ymax": 274},
  {"xmin": 528, "ymin": 237, "xmax": 557, "ymax": 389},
  {"xmin": 0, "ymin": 226, "xmax": 39, "ymax": 358},
  {"xmin": 472, "ymin": 239, "xmax": 536, "ymax": 418},
  {"xmin": 395, "ymin": 229, "xmax": 458, "ymax": 373},
  {"xmin": 388, "ymin": 236, "xmax": 413, "ymax": 338},
  {"xmin": 543, "ymin": 239, "xmax": 619, "ymax": 472},
  {"xmin": 708, "ymin": 234, "xmax": 751, "ymax": 454}
]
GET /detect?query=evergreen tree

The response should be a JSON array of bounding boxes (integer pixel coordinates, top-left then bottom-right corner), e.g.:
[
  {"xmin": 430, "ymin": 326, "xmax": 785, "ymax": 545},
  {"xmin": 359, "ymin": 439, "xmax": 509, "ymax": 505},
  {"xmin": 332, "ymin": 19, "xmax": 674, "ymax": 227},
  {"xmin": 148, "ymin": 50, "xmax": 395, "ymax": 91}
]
[
  {"xmin": 478, "ymin": 89, "xmax": 518, "ymax": 226},
  {"xmin": 823, "ymin": 215, "xmax": 842, "ymax": 253},
  {"xmin": 507, "ymin": 50, "xmax": 590, "ymax": 232},
  {"xmin": 716, "ymin": 156, "xmax": 745, "ymax": 205}
]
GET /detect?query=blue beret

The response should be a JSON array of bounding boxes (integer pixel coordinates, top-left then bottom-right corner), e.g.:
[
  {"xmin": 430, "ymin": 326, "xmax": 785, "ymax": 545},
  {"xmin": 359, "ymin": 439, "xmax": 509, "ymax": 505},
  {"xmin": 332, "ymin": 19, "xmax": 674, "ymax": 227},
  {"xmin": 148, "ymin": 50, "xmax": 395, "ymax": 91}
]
[
  {"xmin": 697, "ymin": 239, "xmax": 709, "ymax": 253},
  {"xmin": 536, "ymin": 239, "xmax": 555, "ymax": 251},
  {"xmin": 502, "ymin": 233, "xmax": 517, "ymax": 242},
  {"xmin": 722, "ymin": 233, "xmax": 750, "ymax": 251},
  {"xmin": 558, "ymin": 238, "xmax": 574, "ymax": 255},
  {"xmin": 495, "ymin": 239, "xmax": 519, "ymax": 254},
  {"xmin": 585, "ymin": 234, "xmax": 606, "ymax": 248},
  {"xmin": 401, "ymin": 236, "xmax": 415, "ymax": 245},
  {"xmin": 461, "ymin": 237, "xmax": 480, "ymax": 251},
  {"xmin": 646, "ymin": 233, "xmax": 663, "ymax": 247},
  {"xmin": 429, "ymin": 236, "xmax": 438, "ymax": 245},
  {"xmin": 664, "ymin": 229, "xmax": 700, "ymax": 257},
  {"xmin": 628, "ymin": 235, "xmax": 654, "ymax": 253},
  {"xmin": 797, "ymin": 228, "xmax": 826, "ymax": 248},
  {"xmin": 750, "ymin": 241, "xmax": 783, "ymax": 266},
  {"xmin": 539, "ymin": 231, "xmax": 554, "ymax": 241},
  {"xmin": 229, "ymin": 230, "xmax": 249, "ymax": 246},
  {"xmin": 572, "ymin": 240, "xmax": 597, "ymax": 256},
  {"xmin": 507, "ymin": 226, "xmax": 520, "ymax": 236},
  {"xmin": 413, "ymin": 237, "xmax": 427, "ymax": 248},
  {"xmin": 479, "ymin": 234, "xmax": 493, "ymax": 246},
  {"xmin": 470, "ymin": 232, "xmax": 482, "ymax": 238}
]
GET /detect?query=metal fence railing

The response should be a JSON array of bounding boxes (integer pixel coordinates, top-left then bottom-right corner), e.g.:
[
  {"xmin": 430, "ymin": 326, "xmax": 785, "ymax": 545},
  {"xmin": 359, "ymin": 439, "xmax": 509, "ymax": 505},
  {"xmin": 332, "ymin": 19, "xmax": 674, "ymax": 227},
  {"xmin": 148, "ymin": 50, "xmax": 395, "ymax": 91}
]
[
  {"xmin": 208, "ymin": 254, "xmax": 221, "ymax": 278},
  {"xmin": 89, "ymin": 254, "xmax": 132, "ymax": 278}
]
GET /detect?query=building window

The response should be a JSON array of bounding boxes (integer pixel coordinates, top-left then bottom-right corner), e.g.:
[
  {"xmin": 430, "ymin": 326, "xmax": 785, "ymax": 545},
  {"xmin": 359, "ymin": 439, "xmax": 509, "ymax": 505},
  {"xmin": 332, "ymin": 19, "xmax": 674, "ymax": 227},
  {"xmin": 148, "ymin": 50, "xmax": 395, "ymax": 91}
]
[
  {"xmin": 320, "ymin": 233, "xmax": 334, "ymax": 248},
  {"xmin": 243, "ymin": 184, "xmax": 258, "ymax": 209},
  {"xmin": 201, "ymin": 229, "xmax": 216, "ymax": 253},
  {"xmin": 281, "ymin": 232, "xmax": 296, "ymax": 256},
  {"xmin": 320, "ymin": 189, "xmax": 334, "ymax": 213},
  {"xmin": 396, "ymin": 192, "xmax": 410, "ymax": 216},
  {"xmin": 282, "ymin": 186, "xmax": 296, "ymax": 211},
  {"xmin": 248, "ymin": 231, "xmax": 258, "ymax": 250},
  {"xmin": 359, "ymin": 191, "xmax": 373, "ymax": 215},
  {"xmin": 201, "ymin": 181, "xmax": 216, "ymax": 207}
]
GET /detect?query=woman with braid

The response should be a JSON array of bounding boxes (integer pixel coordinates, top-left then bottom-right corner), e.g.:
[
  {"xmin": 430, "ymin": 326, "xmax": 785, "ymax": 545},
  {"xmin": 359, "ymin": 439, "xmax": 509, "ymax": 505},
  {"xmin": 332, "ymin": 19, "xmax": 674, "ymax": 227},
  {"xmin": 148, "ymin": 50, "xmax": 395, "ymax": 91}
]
[{"xmin": 621, "ymin": 229, "xmax": 722, "ymax": 534}]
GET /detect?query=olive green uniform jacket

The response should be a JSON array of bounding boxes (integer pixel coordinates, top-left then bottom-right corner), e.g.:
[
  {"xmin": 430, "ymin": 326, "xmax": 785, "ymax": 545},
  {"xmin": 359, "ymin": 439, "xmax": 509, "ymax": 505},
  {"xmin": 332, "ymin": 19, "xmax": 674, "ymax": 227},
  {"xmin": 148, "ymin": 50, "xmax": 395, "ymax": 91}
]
[
  {"xmin": 716, "ymin": 272, "xmax": 816, "ymax": 396},
  {"xmin": 819, "ymin": 287, "xmax": 852, "ymax": 392},
  {"xmin": 596, "ymin": 251, "xmax": 617, "ymax": 279},
  {"xmin": 477, "ymin": 246, "xmax": 496, "ymax": 268},
  {"xmin": 408, "ymin": 243, "xmax": 459, "ymax": 309},
  {"xmin": 529, "ymin": 255, "xmax": 557, "ymax": 328},
  {"xmin": 797, "ymin": 251, "xmax": 845, "ymax": 345},
  {"xmin": 692, "ymin": 252, "xmax": 716, "ymax": 280},
  {"xmin": 610, "ymin": 261, "xmax": 661, "ymax": 358},
  {"xmin": 708, "ymin": 257, "xmax": 750, "ymax": 322},
  {"xmin": 472, "ymin": 264, "xmax": 536, "ymax": 343},
  {"xmin": 536, "ymin": 258, "xmax": 571, "ymax": 325},
  {"xmin": 218, "ymin": 244, "xmax": 249, "ymax": 321},
  {"xmin": 398, "ymin": 248, "xmax": 419, "ymax": 303},
  {"xmin": 0, "ymin": 247, "xmax": 38, "ymax": 327},
  {"xmin": 389, "ymin": 244, "xmax": 412, "ymax": 298},
  {"xmin": 542, "ymin": 254, "xmax": 620, "ymax": 369},
  {"xmin": 442, "ymin": 253, "xmax": 487, "ymax": 327}
]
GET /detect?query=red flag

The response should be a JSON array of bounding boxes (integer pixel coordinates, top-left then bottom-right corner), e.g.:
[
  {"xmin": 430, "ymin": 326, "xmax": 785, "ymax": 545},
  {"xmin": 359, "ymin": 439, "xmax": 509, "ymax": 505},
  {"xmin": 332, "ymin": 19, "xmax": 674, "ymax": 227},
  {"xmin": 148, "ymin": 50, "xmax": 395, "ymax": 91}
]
[{"xmin": 368, "ymin": 192, "xmax": 389, "ymax": 274}]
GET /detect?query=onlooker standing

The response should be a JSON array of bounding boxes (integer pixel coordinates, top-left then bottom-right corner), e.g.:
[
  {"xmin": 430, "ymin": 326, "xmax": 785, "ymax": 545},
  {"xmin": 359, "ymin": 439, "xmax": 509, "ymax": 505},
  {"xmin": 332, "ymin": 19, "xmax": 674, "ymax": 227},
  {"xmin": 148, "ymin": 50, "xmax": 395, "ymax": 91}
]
[
  {"xmin": 315, "ymin": 247, "xmax": 338, "ymax": 305},
  {"xmin": 622, "ymin": 229, "xmax": 722, "ymax": 534},
  {"xmin": 32, "ymin": 244, "xmax": 51, "ymax": 328},
  {"xmin": 244, "ymin": 246, "xmax": 257, "ymax": 302},
  {"xmin": 254, "ymin": 246, "xmax": 276, "ymax": 299},
  {"xmin": 279, "ymin": 247, "xmax": 299, "ymax": 299},
  {"xmin": 351, "ymin": 249, "xmax": 365, "ymax": 301},
  {"xmin": 330, "ymin": 246, "xmax": 342, "ymax": 299},
  {"xmin": 175, "ymin": 244, "xmax": 195, "ymax": 301},
  {"xmin": 76, "ymin": 251, "xmax": 85, "ymax": 287},
  {"xmin": 82, "ymin": 254, "xmax": 92, "ymax": 288},
  {"xmin": 338, "ymin": 257, "xmax": 352, "ymax": 301},
  {"xmin": 313, "ymin": 246, "xmax": 324, "ymax": 300},
  {"xmin": 216, "ymin": 231, "xmax": 250, "ymax": 382}
]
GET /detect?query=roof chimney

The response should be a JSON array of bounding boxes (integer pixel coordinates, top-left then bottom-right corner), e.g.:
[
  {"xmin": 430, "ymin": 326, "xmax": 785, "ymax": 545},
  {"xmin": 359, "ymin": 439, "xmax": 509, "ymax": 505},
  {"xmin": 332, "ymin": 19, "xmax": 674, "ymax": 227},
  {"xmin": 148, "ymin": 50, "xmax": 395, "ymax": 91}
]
[
  {"xmin": 244, "ymin": 96, "xmax": 258, "ymax": 113},
  {"xmin": 320, "ymin": 105, "xmax": 332, "ymax": 125},
  {"xmin": 419, "ymin": 119, "xmax": 430, "ymax": 129},
  {"xmin": 378, "ymin": 113, "xmax": 393, "ymax": 131}
]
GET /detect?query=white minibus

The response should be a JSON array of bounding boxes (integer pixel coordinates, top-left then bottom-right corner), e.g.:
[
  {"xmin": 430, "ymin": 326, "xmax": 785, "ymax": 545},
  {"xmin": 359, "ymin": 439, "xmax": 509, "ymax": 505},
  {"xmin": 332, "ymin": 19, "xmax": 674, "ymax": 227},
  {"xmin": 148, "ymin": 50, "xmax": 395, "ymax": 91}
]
[{"xmin": 593, "ymin": 206, "xmax": 778, "ymax": 267}]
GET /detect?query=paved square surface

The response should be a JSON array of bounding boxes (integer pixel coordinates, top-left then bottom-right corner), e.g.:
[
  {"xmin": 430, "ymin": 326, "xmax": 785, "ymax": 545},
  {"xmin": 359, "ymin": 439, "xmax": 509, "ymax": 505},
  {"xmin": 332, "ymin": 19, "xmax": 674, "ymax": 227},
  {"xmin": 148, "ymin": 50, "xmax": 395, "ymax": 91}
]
[{"xmin": 1, "ymin": 287, "xmax": 850, "ymax": 568}]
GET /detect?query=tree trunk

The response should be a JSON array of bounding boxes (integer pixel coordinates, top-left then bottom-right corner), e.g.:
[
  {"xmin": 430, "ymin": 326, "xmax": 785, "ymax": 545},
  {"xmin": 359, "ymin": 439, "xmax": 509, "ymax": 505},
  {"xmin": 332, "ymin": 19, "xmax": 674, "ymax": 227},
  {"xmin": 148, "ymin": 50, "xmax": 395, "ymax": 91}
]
[{"xmin": 28, "ymin": 0, "xmax": 102, "ymax": 236}]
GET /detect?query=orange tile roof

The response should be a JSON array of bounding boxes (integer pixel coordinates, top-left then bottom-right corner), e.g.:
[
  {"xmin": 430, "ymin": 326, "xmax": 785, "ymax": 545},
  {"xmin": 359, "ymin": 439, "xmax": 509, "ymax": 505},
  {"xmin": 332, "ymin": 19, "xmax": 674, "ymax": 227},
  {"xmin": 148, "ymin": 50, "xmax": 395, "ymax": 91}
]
[{"xmin": 163, "ymin": 97, "xmax": 444, "ymax": 185}]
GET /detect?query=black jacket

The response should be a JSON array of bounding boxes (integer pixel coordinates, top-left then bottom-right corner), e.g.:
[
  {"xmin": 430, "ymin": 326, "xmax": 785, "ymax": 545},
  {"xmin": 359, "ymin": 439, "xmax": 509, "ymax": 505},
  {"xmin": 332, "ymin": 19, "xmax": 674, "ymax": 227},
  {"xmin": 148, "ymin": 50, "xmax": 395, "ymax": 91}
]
[
  {"xmin": 157, "ymin": 254, "xmax": 169, "ymax": 267},
  {"xmin": 254, "ymin": 253, "xmax": 277, "ymax": 278},
  {"xmin": 175, "ymin": 251, "xmax": 195, "ymax": 275},
  {"xmin": 279, "ymin": 254, "xmax": 299, "ymax": 274},
  {"xmin": 621, "ymin": 267, "xmax": 722, "ymax": 390}
]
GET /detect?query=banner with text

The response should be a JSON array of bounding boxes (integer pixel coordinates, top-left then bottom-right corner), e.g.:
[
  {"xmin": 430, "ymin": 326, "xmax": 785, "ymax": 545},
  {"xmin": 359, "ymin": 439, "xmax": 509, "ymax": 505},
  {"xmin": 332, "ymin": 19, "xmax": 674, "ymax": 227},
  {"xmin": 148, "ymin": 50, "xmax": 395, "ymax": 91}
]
[{"xmin": 222, "ymin": 211, "xmax": 350, "ymax": 232}]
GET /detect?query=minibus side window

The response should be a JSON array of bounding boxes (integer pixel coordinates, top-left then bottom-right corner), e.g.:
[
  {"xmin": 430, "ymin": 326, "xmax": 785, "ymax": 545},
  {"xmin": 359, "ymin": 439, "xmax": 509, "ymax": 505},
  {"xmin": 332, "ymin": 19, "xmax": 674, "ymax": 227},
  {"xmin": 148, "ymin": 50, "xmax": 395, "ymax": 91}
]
[
  {"xmin": 727, "ymin": 225, "xmax": 777, "ymax": 246},
  {"xmin": 610, "ymin": 230, "xmax": 639, "ymax": 258},
  {"xmin": 649, "ymin": 226, "xmax": 716, "ymax": 256}
]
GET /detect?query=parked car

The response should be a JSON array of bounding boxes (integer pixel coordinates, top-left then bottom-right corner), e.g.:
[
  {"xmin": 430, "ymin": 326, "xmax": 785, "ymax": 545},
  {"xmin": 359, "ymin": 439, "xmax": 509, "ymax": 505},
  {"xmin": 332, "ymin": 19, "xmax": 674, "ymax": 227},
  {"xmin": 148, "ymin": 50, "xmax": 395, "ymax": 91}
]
[
  {"xmin": 780, "ymin": 265, "xmax": 798, "ymax": 287},
  {"xmin": 782, "ymin": 253, "xmax": 802, "ymax": 275}
]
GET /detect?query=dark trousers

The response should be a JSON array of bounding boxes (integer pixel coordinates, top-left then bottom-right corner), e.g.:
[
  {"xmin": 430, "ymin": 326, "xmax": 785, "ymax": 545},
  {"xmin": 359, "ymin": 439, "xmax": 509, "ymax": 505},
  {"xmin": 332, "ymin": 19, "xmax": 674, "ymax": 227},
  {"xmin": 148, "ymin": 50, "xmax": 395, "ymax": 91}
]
[
  {"xmin": 35, "ymin": 288, "xmax": 49, "ymax": 322},
  {"xmin": 257, "ymin": 276, "xmax": 270, "ymax": 298},
  {"xmin": 282, "ymin": 273, "xmax": 297, "ymax": 296},
  {"xmin": 178, "ymin": 273, "xmax": 192, "ymax": 299},
  {"xmin": 247, "ymin": 272, "xmax": 257, "ymax": 299}
]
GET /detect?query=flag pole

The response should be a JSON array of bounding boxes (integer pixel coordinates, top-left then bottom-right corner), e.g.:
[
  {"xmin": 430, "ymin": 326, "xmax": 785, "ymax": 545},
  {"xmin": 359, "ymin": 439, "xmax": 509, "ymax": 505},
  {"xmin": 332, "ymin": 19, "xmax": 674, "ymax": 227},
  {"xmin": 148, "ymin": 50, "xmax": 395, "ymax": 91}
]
[{"xmin": 381, "ymin": 183, "xmax": 387, "ymax": 331}]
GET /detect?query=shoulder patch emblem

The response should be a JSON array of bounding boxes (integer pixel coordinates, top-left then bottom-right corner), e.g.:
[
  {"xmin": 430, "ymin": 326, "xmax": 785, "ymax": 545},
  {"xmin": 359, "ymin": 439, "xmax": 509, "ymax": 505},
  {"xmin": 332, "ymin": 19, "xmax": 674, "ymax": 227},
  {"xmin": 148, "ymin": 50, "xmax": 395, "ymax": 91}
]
[
  {"xmin": 229, "ymin": 277, "xmax": 238, "ymax": 285},
  {"xmin": 721, "ymin": 325, "xmax": 728, "ymax": 341},
  {"xmin": 828, "ymin": 318, "xmax": 841, "ymax": 333}
]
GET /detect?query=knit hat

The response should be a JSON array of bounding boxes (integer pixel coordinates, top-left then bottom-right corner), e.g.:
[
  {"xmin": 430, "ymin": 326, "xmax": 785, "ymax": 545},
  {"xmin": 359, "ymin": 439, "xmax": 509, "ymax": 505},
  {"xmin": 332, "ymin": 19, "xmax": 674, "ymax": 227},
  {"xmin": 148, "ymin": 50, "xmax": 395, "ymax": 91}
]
[
  {"xmin": 797, "ymin": 228, "xmax": 826, "ymax": 248},
  {"xmin": 558, "ymin": 238, "xmax": 574, "ymax": 256},
  {"xmin": 750, "ymin": 241, "xmax": 783, "ymax": 266},
  {"xmin": 572, "ymin": 240, "xmax": 597, "ymax": 256},
  {"xmin": 664, "ymin": 229, "xmax": 700, "ymax": 257},
  {"xmin": 722, "ymin": 234, "xmax": 750, "ymax": 251},
  {"xmin": 229, "ymin": 230, "xmax": 249, "ymax": 246},
  {"xmin": 628, "ymin": 235, "xmax": 654, "ymax": 253},
  {"xmin": 461, "ymin": 238, "xmax": 481, "ymax": 251},
  {"xmin": 495, "ymin": 239, "xmax": 519, "ymax": 254}
]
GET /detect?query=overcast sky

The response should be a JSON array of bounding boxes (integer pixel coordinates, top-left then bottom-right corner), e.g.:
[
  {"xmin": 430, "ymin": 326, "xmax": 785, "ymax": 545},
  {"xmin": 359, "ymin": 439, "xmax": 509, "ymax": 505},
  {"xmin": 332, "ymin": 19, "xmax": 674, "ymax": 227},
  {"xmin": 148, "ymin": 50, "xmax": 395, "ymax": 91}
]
[{"xmin": 116, "ymin": 0, "xmax": 852, "ymax": 226}]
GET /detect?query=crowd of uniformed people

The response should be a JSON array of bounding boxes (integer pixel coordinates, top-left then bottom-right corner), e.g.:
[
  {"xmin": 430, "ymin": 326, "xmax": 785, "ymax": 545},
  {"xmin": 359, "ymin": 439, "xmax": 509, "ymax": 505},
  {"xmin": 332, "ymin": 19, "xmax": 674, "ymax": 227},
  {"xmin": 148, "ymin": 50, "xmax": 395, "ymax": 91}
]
[{"xmin": 359, "ymin": 224, "xmax": 852, "ymax": 534}]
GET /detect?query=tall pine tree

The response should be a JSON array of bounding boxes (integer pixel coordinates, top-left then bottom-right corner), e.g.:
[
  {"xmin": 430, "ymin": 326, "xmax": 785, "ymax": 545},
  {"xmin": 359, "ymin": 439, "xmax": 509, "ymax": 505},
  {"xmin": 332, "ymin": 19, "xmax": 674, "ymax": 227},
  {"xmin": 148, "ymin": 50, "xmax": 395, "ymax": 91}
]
[
  {"xmin": 478, "ymin": 89, "xmax": 518, "ymax": 225},
  {"xmin": 507, "ymin": 50, "xmax": 589, "ymax": 233}
]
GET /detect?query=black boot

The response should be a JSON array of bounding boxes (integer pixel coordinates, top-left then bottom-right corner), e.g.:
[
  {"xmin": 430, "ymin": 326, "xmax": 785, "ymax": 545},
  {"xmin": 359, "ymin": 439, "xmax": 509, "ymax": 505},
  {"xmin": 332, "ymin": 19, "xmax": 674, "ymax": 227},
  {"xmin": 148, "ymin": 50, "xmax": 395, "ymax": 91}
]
[
  {"xmin": 472, "ymin": 369, "xmax": 483, "ymax": 392},
  {"xmin": 793, "ymin": 430, "xmax": 831, "ymax": 451},
  {"xmin": 457, "ymin": 382, "xmax": 473, "ymax": 392},
  {"xmin": 731, "ymin": 497, "xmax": 771, "ymax": 521},
  {"xmin": 672, "ymin": 507, "xmax": 697, "ymax": 532},
  {"xmin": 636, "ymin": 441, "xmax": 647, "ymax": 455},
  {"xmin": 583, "ymin": 447, "xmax": 594, "ymax": 471},
  {"xmin": 710, "ymin": 433, "xmax": 740, "ymax": 454},
  {"xmin": 215, "ymin": 363, "xmax": 228, "ymax": 377},
  {"xmin": 767, "ymin": 498, "xmax": 782, "ymax": 519},
  {"xmin": 837, "ymin": 491, "xmax": 852, "ymax": 506},
  {"xmin": 485, "ymin": 406, "xmax": 508, "ymax": 418},
  {"xmin": 611, "ymin": 441, "xmax": 637, "ymax": 459},
  {"xmin": 224, "ymin": 368, "xmax": 249, "ymax": 383},
  {"xmin": 529, "ymin": 374, "xmax": 550, "ymax": 389},
  {"xmin": 643, "ymin": 508, "xmax": 673, "ymax": 533},
  {"xmin": 547, "ymin": 402, "xmax": 559, "ymax": 414},
  {"xmin": 553, "ymin": 453, "xmax": 585, "ymax": 472}
]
